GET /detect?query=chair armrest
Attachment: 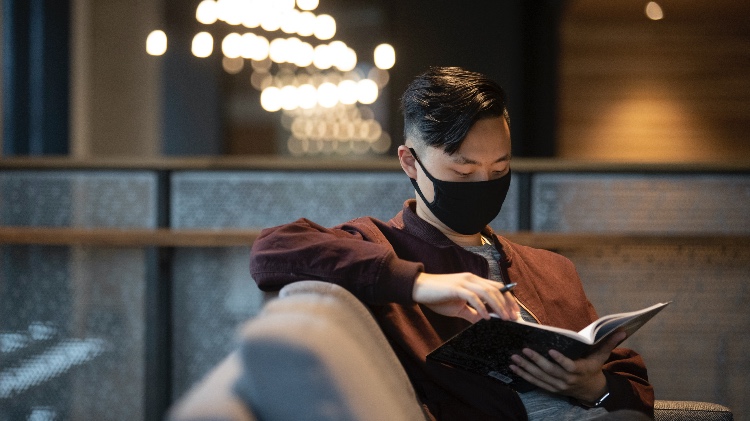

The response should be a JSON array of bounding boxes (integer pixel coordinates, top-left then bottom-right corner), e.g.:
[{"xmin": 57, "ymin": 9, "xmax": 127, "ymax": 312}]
[
  {"xmin": 655, "ymin": 400, "xmax": 733, "ymax": 421},
  {"xmin": 234, "ymin": 280, "xmax": 428, "ymax": 421},
  {"xmin": 167, "ymin": 352, "xmax": 256, "ymax": 421}
]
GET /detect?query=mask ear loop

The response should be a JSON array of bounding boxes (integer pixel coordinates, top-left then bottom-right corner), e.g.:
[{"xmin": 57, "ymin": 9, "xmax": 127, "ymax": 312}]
[
  {"xmin": 407, "ymin": 148, "xmax": 439, "ymax": 207},
  {"xmin": 408, "ymin": 148, "xmax": 440, "ymax": 183}
]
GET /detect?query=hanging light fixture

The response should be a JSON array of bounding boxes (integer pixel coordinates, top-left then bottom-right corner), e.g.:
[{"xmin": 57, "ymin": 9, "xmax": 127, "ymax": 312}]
[{"xmin": 148, "ymin": 0, "xmax": 396, "ymax": 156}]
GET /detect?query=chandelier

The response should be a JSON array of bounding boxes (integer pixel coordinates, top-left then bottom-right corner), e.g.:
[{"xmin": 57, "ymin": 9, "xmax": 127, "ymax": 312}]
[{"xmin": 147, "ymin": 0, "xmax": 396, "ymax": 156}]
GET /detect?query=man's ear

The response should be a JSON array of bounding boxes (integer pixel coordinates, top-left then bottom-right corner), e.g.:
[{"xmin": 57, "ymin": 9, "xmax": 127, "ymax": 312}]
[{"xmin": 397, "ymin": 145, "xmax": 418, "ymax": 179}]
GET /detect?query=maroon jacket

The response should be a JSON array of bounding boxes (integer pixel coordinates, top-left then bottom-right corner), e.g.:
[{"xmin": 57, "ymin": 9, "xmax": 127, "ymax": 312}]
[{"xmin": 250, "ymin": 200, "xmax": 654, "ymax": 420}]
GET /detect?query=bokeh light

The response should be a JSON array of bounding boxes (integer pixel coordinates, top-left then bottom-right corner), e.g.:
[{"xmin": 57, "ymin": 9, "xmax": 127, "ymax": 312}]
[
  {"xmin": 181, "ymin": 0, "xmax": 395, "ymax": 156},
  {"xmin": 222, "ymin": 56, "xmax": 244, "ymax": 74},
  {"xmin": 645, "ymin": 2, "xmax": 664, "ymax": 20},
  {"xmin": 192, "ymin": 32, "xmax": 214, "ymax": 57},
  {"xmin": 317, "ymin": 82, "xmax": 339, "ymax": 108},
  {"xmin": 222, "ymin": 33, "xmax": 242, "ymax": 58},
  {"xmin": 374, "ymin": 43, "xmax": 395, "ymax": 69},
  {"xmin": 261, "ymin": 86, "xmax": 282, "ymax": 112},
  {"xmin": 146, "ymin": 30, "xmax": 167, "ymax": 56},
  {"xmin": 357, "ymin": 79, "xmax": 379, "ymax": 104},
  {"xmin": 196, "ymin": 0, "xmax": 218, "ymax": 24},
  {"xmin": 297, "ymin": 0, "xmax": 319, "ymax": 11},
  {"xmin": 314, "ymin": 14, "xmax": 336, "ymax": 40}
]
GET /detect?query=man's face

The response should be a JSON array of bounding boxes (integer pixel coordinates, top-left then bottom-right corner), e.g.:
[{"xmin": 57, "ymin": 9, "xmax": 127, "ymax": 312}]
[{"xmin": 412, "ymin": 116, "xmax": 512, "ymax": 203}]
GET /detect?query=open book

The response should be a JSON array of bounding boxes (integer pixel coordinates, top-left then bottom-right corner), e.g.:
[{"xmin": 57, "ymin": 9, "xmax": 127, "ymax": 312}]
[{"xmin": 427, "ymin": 301, "xmax": 670, "ymax": 392}]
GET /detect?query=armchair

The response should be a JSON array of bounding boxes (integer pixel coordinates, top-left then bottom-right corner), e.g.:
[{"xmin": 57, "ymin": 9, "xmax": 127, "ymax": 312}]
[{"xmin": 168, "ymin": 281, "xmax": 732, "ymax": 421}]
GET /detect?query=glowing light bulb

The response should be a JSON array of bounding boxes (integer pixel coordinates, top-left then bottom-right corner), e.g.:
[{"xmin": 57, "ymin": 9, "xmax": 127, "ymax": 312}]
[
  {"xmin": 296, "ymin": 12, "xmax": 316, "ymax": 37},
  {"xmin": 196, "ymin": 0, "xmax": 218, "ymax": 24},
  {"xmin": 280, "ymin": 9, "xmax": 300, "ymax": 34},
  {"xmin": 374, "ymin": 43, "xmax": 395, "ymax": 69},
  {"xmin": 280, "ymin": 85, "xmax": 299, "ymax": 110},
  {"xmin": 222, "ymin": 33, "xmax": 243, "ymax": 58},
  {"xmin": 261, "ymin": 86, "xmax": 282, "ymax": 112},
  {"xmin": 317, "ymin": 82, "xmax": 339, "ymax": 108},
  {"xmin": 292, "ymin": 41, "xmax": 315, "ymax": 67},
  {"xmin": 146, "ymin": 30, "xmax": 167, "ymax": 56},
  {"xmin": 261, "ymin": 11, "xmax": 282, "ymax": 32},
  {"xmin": 338, "ymin": 80, "xmax": 358, "ymax": 105},
  {"xmin": 645, "ymin": 2, "xmax": 664, "ymax": 20},
  {"xmin": 269, "ymin": 38, "xmax": 288, "ymax": 63},
  {"xmin": 240, "ymin": 33, "xmax": 256, "ymax": 59},
  {"xmin": 313, "ymin": 44, "xmax": 333, "ymax": 69},
  {"xmin": 314, "ymin": 14, "xmax": 336, "ymax": 40},
  {"xmin": 357, "ymin": 79, "xmax": 379, "ymax": 104},
  {"xmin": 297, "ymin": 84, "xmax": 318, "ymax": 109},
  {"xmin": 297, "ymin": 0, "xmax": 319, "ymax": 11},
  {"xmin": 217, "ymin": 0, "xmax": 243, "ymax": 24},
  {"xmin": 277, "ymin": 0, "xmax": 296, "ymax": 11},
  {"xmin": 335, "ymin": 47, "xmax": 357, "ymax": 72},
  {"xmin": 192, "ymin": 32, "xmax": 214, "ymax": 57},
  {"xmin": 250, "ymin": 35, "xmax": 270, "ymax": 61}
]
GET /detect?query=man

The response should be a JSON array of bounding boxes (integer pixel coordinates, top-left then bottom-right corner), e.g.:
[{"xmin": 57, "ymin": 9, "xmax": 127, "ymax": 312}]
[{"xmin": 250, "ymin": 67, "xmax": 653, "ymax": 420}]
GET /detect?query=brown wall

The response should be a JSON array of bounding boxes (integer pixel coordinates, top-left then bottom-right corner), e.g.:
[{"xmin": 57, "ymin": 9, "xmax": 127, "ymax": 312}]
[
  {"xmin": 70, "ymin": 0, "xmax": 163, "ymax": 158},
  {"xmin": 558, "ymin": 0, "xmax": 750, "ymax": 162}
]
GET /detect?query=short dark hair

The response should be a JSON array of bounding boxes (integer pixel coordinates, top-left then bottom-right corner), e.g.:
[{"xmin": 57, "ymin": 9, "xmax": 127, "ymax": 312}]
[{"xmin": 400, "ymin": 66, "xmax": 510, "ymax": 155}]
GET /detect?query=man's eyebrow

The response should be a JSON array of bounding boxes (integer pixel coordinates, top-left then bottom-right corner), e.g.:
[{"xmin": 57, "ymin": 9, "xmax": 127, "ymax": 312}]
[{"xmin": 450, "ymin": 153, "xmax": 512, "ymax": 165}]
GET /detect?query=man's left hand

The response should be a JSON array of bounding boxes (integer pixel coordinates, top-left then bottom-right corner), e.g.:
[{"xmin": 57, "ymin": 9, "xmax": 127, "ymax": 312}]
[{"xmin": 508, "ymin": 331, "xmax": 627, "ymax": 404}]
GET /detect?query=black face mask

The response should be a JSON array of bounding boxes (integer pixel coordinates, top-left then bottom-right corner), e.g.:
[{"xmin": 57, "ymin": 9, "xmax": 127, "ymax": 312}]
[{"xmin": 408, "ymin": 148, "xmax": 511, "ymax": 235}]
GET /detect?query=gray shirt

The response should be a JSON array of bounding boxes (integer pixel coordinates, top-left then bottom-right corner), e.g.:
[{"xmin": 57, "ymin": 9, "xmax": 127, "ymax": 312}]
[{"xmin": 464, "ymin": 241, "xmax": 608, "ymax": 420}]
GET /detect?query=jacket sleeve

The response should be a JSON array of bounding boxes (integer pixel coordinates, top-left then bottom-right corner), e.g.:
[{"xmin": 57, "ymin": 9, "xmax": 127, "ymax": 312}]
[
  {"xmin": 599, "ymin": 348, "xmax": 655, "ymax": 416},
  {"xmin": 249, "ymin": 218, "xmax": 423, "ymax": 305}
]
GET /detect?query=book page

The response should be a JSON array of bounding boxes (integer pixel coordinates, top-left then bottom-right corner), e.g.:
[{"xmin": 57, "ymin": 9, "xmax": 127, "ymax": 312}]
[
  {"xmin": 511, "ymin": 317, "xmax": 593, "ymax": 344},
  {"xmin": 510, "ymin": 301, "xmax": 670, "ymax": 345},
  {"xmin": 590, "ymin": 302, "xmax": 671, "ymax": 343}
]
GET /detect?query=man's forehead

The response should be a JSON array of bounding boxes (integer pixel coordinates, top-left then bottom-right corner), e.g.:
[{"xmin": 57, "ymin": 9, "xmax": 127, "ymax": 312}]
[{"xmin": 447, "ymin": 151, "xmax": 511, "ymax": 165}]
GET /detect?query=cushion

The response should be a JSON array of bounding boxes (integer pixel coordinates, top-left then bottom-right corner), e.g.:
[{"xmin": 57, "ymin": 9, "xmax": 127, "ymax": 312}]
[
  {"xmin": 167, "ymin": 352, "xmax": 256, "ymax": 421},
  {"xmin": 234, "ymin": 281, "xmax": 427, "ymax": 421},
  {"xmin": 654, "ymin": 400, "xmax": 733, "ymax": 421}
]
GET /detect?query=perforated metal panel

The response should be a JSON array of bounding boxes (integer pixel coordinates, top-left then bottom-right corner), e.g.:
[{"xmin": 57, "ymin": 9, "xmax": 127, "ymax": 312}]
[
  {"xmin": 532, "ymin": 174, "xmax": 750, "ymax": 233},
  {"xmin": 560, "ymin": 244, "xmax": 750, "ymax": 420},
  {"xmin": 0, "ymin": 171, "xmax": 157, "ymax": 420},
  {"xmin": 0, "ymin": 246, "xmax": 148, "ymax": 421},
  {"xmin": 170, "ymin": 170, "xmax": 520, "ymax": 231},
  {"xmin": 171, "ymin": 246, "xmax": 264, "ymax": 398},
  {"xmin": 0, "ymin": 171, "xmax": 158, "ymax": 228}
]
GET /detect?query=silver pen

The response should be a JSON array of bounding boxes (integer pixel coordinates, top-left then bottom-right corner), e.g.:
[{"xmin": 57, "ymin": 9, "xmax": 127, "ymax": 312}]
[{"xmin": 499, "ymin": 282, "xmax": 517, "ymax": 293}]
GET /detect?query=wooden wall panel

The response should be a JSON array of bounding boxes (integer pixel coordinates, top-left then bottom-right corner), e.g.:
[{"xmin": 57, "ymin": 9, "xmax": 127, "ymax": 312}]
[{"xmin": 558, "ymin": 1, "xmax": 750, "ymax": 162}]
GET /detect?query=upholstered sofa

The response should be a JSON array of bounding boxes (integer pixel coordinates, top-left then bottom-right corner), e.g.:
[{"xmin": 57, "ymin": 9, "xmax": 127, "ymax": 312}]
[{"xmin": 168, "ymin": 280, "xmax": 733, "ymax": 421}]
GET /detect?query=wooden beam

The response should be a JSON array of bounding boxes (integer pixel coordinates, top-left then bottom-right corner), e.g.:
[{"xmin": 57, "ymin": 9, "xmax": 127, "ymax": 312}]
[
  {"xmin": 0, "ymin": 227, "xmax": 261, "ymax": 247},
  {"xmin": 1, "ymin": 226, "xmax": 747, "ymax": 249}
]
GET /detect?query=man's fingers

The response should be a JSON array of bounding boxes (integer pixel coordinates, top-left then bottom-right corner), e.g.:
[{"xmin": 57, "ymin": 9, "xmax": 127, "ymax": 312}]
[
  {"xmin": 462, "ymin": 277, "xmax": 518, "ymax": 320},
  {"xmin": 457, "ymin": 289, "xmax": 490, "ymax": 320},
  {"xmin": 547, "ymin": 349, "xmax": 577, "ymax": 372},
  {"xmin": 412, "ymin": 272, "xmax": 522, "ymax": 322},
  {"xmin": 509, "ymin": 354, "xmax": 562, "ymax": 392},
  {"xmin": 456, "ymin": 304, "xmax": 483, "ymax": 323}
]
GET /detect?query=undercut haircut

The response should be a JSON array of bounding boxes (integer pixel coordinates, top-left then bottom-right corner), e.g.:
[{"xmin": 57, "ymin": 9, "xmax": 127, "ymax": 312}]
[{"xmin": 401, "ymin": 66, "xmax": 510, "ymax": 155}]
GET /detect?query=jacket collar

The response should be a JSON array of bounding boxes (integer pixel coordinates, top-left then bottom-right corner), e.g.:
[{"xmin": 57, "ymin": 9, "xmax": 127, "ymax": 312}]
[{"xmin": 393, "ymin": 199, "xmax": 513, "ymax": 265}]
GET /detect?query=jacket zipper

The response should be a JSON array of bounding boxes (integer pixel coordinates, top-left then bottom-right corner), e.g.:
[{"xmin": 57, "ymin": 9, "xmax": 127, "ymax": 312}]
[
  {"xmin": 514, "ymin": 296, "xmax": 541, "ymax": 324},
  {"xmin": 488, "ymin": 234, "xmax": 542, "ymax": 324}
]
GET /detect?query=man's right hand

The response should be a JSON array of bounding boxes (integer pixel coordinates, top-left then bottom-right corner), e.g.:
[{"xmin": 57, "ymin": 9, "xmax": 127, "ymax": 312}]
[{"xmin": 412, "ymin": 272, "xmax": 520, "ymax": 323}]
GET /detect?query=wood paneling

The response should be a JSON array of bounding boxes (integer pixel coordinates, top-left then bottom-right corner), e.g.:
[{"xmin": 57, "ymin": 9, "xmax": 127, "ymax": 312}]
[
  {"xmin": 558, "ymin": 1, "xmax": 750, "ymax": 162},
  {"xmin": 2, "ymin": 156, "xmax": 749, "ymax": 172},
  {"xmin": 0, "ymin": 227, "xmax": 261, "ymax": 247},
  {"xmin": 1, "ymin": 226, "xmax": 746, "ymax": 249}
]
